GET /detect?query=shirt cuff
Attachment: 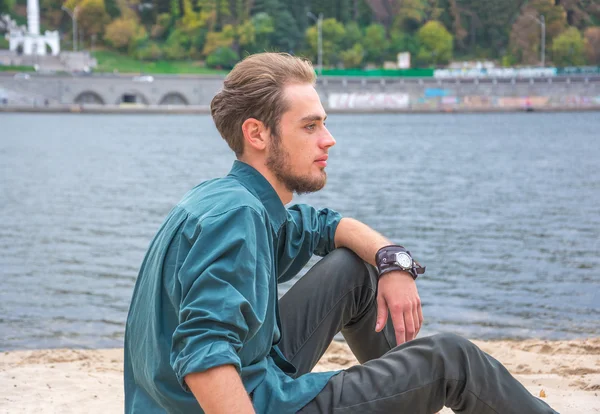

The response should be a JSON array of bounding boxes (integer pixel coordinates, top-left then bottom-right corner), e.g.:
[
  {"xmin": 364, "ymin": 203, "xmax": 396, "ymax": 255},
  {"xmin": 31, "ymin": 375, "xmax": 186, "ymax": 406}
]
[{"xmin": 173, "ymin": 341, "xmax": 242, "ymax": 392}]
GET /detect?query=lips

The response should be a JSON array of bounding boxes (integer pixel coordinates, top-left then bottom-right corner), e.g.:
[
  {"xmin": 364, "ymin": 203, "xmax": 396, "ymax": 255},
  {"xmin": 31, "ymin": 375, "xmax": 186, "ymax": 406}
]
[{"xmin": 315, "ymin": 155, "xmax": 328, "ymax": 167}]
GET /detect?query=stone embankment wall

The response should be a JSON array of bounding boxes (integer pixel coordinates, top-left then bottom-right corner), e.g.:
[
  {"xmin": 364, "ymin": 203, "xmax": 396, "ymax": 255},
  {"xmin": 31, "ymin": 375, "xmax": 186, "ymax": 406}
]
[{"xmin": 0, "ymin": 73, "xmax": 599, "ymax": 111}]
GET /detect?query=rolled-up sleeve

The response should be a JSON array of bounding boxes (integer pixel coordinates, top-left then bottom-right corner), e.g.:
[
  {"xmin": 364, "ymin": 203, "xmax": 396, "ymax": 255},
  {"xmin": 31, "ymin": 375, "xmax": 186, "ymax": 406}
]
[
  {"xmin": 170, "ymin": 207, "xmax": 271, "ymax": 390},
  {"xmin": 277, "ymin": 204, "xmax": 342, "ymax": 282}
]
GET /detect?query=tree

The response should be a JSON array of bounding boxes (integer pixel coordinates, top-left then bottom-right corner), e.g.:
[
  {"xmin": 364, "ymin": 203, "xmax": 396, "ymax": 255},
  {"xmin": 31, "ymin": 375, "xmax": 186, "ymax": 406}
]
[
  {"xmin": 0, "ymin": 0, "xmax": 15, "ymax": 14},
  {"xmin": 551, "ymin": 27, "xmax": 586, "ymax": 66},
  {"xmin": 343, "ymin": 21, "xmax": 363, "ymax": 49},
  {"xmin": 509, "ymin": 0, "xmax": 567, "ymax": 65},
  {"xmin": 237, "ymin": 19, "xmax": 256, "ymax": 54},
  {"xmin": 362, "ymin": 23, "xmax": 388, "ymax": 65},
  {"xmin": 393, "ymin": 0, "xmax": 429, "ymax": 32},
  {"xmin": 389, "ymin": 28, "xmax": 419, "ymax": 61},
  {"xmin": 584, "ymin": 26, "xmax": 600, "ymax": 64},
  {"xmin": 271, "ymin": 9, "xmax": 301, "ymax": 52},
  {"xmin": 416, "ymin": 20, "xmax": 452, "ymax": 66},
  {"xmin": 306, "ymin": 18, "xmax": 346, "ymax": 66},
  {"xmin": 509, "ymin": 13, "xmax": 543, "ymax": 65},
  {"xmin": 202, "ymin": 24, "xmax": 235, "ymax": 56},
  {"xmin": 206, "ymin": 46, "xmax": 239, "ymax": 68},
  {"xmin": 77, "ymin": 0, "xmax": 110, "ymax": 38},
  {"xmin": 104, "ymin": 17, "xmax": 147, "ymax": 52},
  {"xmin": 104, "ymin": 0, "xmax": 120, "ymax": 18},
  {"xmin": 340, "ymin": 43, "xmax": 364, "ymax": 68},
  {"xmin": 150, "ymin": 13, "xmax": 171, "ymax": 40},
  {"xmin": 137, "ymin": 41, "xmax": 163, "ymax": 60},
  {"xmin": 249, "ymin": 12, "xmax": 274, "ymax": 53}
]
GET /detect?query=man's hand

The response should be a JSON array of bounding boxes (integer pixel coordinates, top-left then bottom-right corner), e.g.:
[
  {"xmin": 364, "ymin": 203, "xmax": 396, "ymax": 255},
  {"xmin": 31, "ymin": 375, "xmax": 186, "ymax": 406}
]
[
  {"xmin": 375, "ymin": 270, "xmax": 423, "ymax": 345},
  {"xmin": 333, "ymin": 217, "xmax": 425, "ymax": 344}
]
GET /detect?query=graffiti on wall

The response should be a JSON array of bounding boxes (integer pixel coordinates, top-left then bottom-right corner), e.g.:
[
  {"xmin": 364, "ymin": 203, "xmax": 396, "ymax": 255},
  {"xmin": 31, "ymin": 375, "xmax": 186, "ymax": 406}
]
[
  {"xmin": 328, "ymin": 93, "xmax": 409, "ymax": 109},
  {"xmin": 328, "ymin": 92, "xmax": 600, "ymax": 110},
  {"xmin": 434, "ymin": 67, "xmax": 558, "ymax": 78}
]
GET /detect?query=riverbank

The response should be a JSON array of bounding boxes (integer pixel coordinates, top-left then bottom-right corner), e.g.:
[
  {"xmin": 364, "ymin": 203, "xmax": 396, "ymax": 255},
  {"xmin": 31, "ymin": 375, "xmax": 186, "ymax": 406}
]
[
  {"xmin": 1, "ymin": 338, "xmax": 598, "ymax": 413},
  {"xmin": 1, "ymin": 103, "xmax": 600, "ymax": 115}
]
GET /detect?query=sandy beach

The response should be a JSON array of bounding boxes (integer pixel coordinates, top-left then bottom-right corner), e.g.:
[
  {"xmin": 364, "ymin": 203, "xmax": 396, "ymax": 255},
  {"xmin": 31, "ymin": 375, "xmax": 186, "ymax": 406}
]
[{"xmin": 1, "ymin": 338, "xmax": 599, "ymax": 413}]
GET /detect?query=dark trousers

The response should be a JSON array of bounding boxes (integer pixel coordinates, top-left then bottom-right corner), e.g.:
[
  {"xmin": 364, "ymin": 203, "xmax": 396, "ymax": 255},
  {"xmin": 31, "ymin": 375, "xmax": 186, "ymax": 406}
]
[{"xmin": 277, "ymin": 248, "xmax": 558, "ymax": 414}]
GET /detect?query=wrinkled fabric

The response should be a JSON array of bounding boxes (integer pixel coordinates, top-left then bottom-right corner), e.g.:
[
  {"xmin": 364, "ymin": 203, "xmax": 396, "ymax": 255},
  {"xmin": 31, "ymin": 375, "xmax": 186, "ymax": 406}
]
[{"xmin": 124, "ymin": 160, "xmax": 342, "ymax": 414}]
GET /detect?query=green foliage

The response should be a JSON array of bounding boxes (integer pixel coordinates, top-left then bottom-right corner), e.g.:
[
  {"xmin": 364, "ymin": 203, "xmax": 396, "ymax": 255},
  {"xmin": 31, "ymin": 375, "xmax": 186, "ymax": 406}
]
[
  {"xmin": 343, "ymin": 22, "xmax": 363, "ymax": 49},
  {"xmin": 206, "ymin": 46, "xmax": 239, "ymax": 69},
  {"xmin": 77, "ymin": 0, "xmax": 110, "ymax": 37},
  {"xmin": 416, "ymin": 20, "xmax": 453, "ymax": 66},
  {"xmin": 0, "ymin": 65, "xmax": 36, "ymax": 71},
  {"xmin": 530, "ymin": 0, "xmax": 568, "ymax": 41},
  {"xmin": 584, "ymin": 26, "xmax": 600, "ymax": 64},
  {"xmin": 306, "ymin": 18, "xmax": 346, "ymax": 65},
  {"xmin": 150, "ymin": 13, "xmax": 172, "ymax": 40},
  {"xmin": 104, "ymin": 18, "xmax": 147, "ymax": 52},
  {"xmin": 203, "ymin": 25, "xmax": 235, "ymax": 56},
  {"xmin": 170, "ymin": 0, "xmax": 180, "ymax": 18},
  {"xmin": 551, "ymin": 27, "xmax": 586, "ymax": 66},
  {"xmin": 93, "ymin": 49, "xmax": 227, "ymax": 73},
  {"xmin": 362, "ymin": 23, "xmax": 388, "ymax": 65},
  {"xmin": 0, "ymin": 0, "xmax": 16, "ymax": 14},
  {"xmin": 248, "ymin": 12, "xmax": 274, "ymax": 53},
  {"xmin": 104, "ymin": 0, "xmax": 120, "ymax": 19},
  {"xmin": 136, "ymin": 41, "xmax": 163, "ymax": 61},
  {"xmin": 237, "ymin": 19, "xmax": 255, "ymax": 53},
  {"xmin": 271, "ymin": 9, "xmax": 301, "ymax": 52},
  {"xmin": 394, "ymin": 0, "xmax": 429, "ymax": 31},
  {"xmin": 0, "ymin": 36, "xmax": 9, "ymax": 48},
  {"xmin": 501, "ymin": 54, "xmax": 517, "ymax": 67},
  {"xmin": 30, "ymin": 0, "xmax": 600, "ymax": 70},
  {"xmin": 164, "ymin": 28, "xmax": 190, "ymax": 59},
  {"xmin": 389, "ymin": 30, "xmax": 419, "ymax": 61},
  {"xmin": 340, "ymin": 43, "xmax": 364, "ymax": 68}
]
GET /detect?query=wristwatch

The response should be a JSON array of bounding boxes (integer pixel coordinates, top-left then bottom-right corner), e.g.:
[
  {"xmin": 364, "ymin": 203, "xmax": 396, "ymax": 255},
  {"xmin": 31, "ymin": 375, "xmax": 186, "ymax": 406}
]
[{"xmin": 375, "ymin": 245, "xmax": 426, "ymax": 280}]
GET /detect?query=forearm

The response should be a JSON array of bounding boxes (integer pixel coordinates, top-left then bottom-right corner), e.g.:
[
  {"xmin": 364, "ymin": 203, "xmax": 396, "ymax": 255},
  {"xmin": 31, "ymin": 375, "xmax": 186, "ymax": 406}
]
[
  {"xmin": 185, "ymin": 365, "xmax": 255, "ymax": 414},
  {"xmin": 334, "ymin": 217, "xmax": 392, "ymax": 266}
]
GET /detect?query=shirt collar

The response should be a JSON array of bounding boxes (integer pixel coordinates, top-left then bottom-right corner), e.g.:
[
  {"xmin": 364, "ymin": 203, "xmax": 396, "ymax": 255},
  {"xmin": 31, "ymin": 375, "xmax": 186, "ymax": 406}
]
[{"xmin": 228, "ymin": 160, "xmax": 287, "ymax": 229}]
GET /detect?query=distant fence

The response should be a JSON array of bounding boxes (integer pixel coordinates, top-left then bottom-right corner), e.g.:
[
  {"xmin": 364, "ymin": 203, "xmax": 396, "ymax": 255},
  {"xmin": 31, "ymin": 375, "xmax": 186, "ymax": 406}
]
[
  {"xmin": 321, "ymin": 66, "xmax": 600, "ymax": 79},
  {"xmin": 321, "ymin": 68, "xmax": 434, "ymax": 77},
  {"xmin": 557, "ymin": 66, "xmax": 600, "ymax": 75}
]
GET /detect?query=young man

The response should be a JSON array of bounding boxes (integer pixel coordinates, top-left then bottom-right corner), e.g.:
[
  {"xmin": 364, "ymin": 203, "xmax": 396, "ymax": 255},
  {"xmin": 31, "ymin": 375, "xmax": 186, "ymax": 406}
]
[{"xmin": 124, "ymin": 53, "xmax": 557, "ymax": 414}]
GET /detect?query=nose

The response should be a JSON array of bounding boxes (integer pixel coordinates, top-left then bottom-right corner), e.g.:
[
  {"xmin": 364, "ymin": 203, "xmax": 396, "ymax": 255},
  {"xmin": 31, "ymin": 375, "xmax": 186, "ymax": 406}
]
[{"xmin": 320, "ymin": 127, "xmax": 336, "ymax": 149}]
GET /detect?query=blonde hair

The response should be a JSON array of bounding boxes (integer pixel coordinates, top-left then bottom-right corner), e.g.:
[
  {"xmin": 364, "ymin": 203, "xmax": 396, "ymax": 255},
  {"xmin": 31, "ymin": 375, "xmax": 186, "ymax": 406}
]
[{"xmin": 210, "ymin": 53, "xmax": 316, "ymax": 156}]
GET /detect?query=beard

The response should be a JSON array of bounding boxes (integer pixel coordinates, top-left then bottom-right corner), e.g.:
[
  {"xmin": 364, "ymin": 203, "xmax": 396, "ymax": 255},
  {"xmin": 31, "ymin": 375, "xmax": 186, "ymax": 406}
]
[{"xmin": 266, "ymin": 135, "xmax": 327, "ymax": 195}]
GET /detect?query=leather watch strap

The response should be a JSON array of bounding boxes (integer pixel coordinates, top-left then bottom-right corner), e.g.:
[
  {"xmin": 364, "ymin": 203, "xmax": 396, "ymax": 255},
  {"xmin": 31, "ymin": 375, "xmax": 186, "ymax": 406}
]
[{"xmin": 375, "ymin": 245, "xmax": 426, "ymax": 280}]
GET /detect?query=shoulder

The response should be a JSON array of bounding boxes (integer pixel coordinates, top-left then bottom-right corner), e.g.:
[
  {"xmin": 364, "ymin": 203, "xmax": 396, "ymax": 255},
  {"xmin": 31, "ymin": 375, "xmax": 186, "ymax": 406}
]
[{"xmin": 178, "ymin": 176, "xmax": 267, "ymax": 224}]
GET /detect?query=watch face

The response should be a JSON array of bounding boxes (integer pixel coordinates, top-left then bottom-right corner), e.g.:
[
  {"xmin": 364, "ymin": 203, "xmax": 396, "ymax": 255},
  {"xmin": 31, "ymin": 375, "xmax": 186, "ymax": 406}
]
[{"xmin": 395, "ymin": 252, "xmax": 413, "ymax": 269}]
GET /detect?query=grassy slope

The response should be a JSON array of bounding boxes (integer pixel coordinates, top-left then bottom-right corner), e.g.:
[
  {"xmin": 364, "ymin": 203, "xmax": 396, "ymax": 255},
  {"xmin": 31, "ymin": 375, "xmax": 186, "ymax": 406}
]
[{"xmin": 92, "ymin": 50, "xmax": 228, "ymax": 75}]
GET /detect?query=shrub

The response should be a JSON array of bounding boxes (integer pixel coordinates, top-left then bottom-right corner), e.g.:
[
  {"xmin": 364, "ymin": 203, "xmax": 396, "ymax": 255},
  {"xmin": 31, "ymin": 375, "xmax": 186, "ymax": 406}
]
[{"xmin": 206, "ymin": 47, "xmax": 239, "ymax": 69}]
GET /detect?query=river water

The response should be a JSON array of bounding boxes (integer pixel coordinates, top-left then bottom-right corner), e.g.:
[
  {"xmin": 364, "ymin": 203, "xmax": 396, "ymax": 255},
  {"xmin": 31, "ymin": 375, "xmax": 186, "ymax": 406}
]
[{"xmin": 1, "ymin": 112, "xmax": 598, "ymax": 351}]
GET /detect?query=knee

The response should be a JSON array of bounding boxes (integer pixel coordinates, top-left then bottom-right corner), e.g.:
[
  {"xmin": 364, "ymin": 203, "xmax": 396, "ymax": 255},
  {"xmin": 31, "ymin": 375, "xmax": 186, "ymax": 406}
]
[
  {"xmin": 326, "ymin": 248, "xmax": 377, "ymax": 290},
  {"xmin": 430, "ymin": 333, "xmax": 477, "ymax": 357}
]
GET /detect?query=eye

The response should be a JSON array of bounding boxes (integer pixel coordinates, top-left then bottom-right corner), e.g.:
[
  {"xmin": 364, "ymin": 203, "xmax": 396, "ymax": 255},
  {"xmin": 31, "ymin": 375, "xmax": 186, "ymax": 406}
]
[{"xmin": 305, "ymin": 124, "xmax": 316, "ymax": 131}]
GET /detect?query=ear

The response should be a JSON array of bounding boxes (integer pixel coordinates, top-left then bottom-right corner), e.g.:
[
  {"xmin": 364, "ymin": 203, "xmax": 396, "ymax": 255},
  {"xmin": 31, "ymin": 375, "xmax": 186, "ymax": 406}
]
[{"xmin": 241, "ymin": 118, "xmax": 268, "ymax": 152}]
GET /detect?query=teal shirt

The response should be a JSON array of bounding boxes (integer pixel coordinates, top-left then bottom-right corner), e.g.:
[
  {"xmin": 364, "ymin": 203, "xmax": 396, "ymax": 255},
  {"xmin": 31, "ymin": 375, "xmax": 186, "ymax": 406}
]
[{"xmin": 124, "ymin": 161, "xmax": 342, "ymax": 414}]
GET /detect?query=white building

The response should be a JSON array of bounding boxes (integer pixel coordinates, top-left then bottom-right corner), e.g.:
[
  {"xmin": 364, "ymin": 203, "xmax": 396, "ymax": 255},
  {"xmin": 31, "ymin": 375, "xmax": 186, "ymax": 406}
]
[{"xmin": 5, "ymin": 0, "xmax": 60, "ymax": 56}]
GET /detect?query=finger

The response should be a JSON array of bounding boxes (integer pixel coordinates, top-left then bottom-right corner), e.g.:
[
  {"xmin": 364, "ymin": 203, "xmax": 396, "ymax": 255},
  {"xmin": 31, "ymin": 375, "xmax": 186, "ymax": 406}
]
[
  {"xmin": 375, "ymin": 291, "xmax": 388, "ymax": 332},
  {"xmin": 413, "ymin": 308, "xmax": 420, "ymax": 337},
  {"xmin": 417, "ymin": 299, "xmax": 424, "ymax": 332},
  {"xmin": 404, "ymin": 308, "xmax": 416, "ymax": 342},
  {"xmin": 389, "ymin": 304, "xmax": 406, "ymax": 345}
]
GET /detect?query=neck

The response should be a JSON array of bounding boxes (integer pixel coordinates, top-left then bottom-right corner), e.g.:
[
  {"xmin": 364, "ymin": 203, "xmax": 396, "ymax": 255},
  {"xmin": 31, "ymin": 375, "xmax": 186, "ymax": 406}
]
[{"xmin": 238, "ymin": 157, "xmax": 293, "ymax": 205}]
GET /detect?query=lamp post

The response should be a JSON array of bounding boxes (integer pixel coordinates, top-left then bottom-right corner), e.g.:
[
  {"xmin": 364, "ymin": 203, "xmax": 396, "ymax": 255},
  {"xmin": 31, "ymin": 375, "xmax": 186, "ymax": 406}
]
[
  {"xmin": 526, "ymin": 13, "xmax": 545, "ymax": 67},
  {"xmin": 307, "ymin": 12, "xmax": 323, "ymax": 75},
  {"xmin": 61, "ymin": 5, "xmax": 79, "ymax": 52}
]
